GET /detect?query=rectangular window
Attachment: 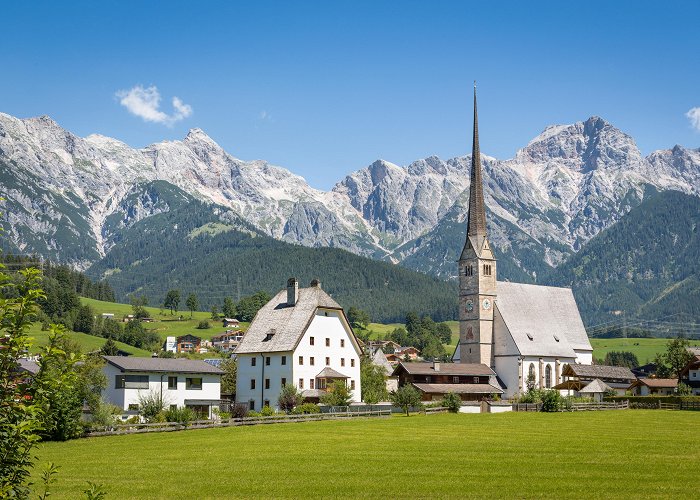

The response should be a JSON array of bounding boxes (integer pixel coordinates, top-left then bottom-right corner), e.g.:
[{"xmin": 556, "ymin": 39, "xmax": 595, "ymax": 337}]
[
  {"xmin": 168, "ymin": 376, "xmax": 178, "ymax": 390},
  {"xmin": 186, "ymin": 377, "xmax": 202, "ymax": 390},
  {"xmin": 281, "ymin": 377, "xmax": 286, "ymax": 386},
  {"xmin": 341, "ymin": 339, "xmax": 345, "ymax": 348},
  {"xmin": 310, "ymin": 336, "xmax": 315, "ymax": 346},
  {"xmin": 426, "ymin": 376, "xmax": 432, "ymax": 383},
  {"xmin": 341, "ymin": 358, "xmax": 345, "ymax": 367},
  {"xmin": 249, "ymin": 400, "xmax": 255, "ymax": 411},
  {"xmin": 265, "ymin": 378, "xmax": 270, "ymax": 389},
  {"xmin": 298, "ymin": 356, "xmax": 303, "ymax": 365},
  {"xmin": 350, "ymin": 380, "xmax": 355, "ymax": 390},
  {"xmin": 325, "ymin": 357, "xmax": 330, "ymax": 366},
  {"xmin": 128, "ymin": 403, "xmax": 139, "ymax": 411},
  {"xmin": 325, "ymin": 338, "xmax": 330, "ymax": 347},
  {"xmin": 351, "ymin": 359, "xmax": 355, "ymax": 368},
  {"xmin": 251, "ymin": 357, "xmax": 257, "ymax": 367},
  {"xmin": 310, "ymin": 356, "xmax": 315, "ymax": 366},
  {"xmin": 265, "ymin": 356, "xmax": 271, "ymax": 366},
  {"xmin": 310, "ymin": 379, "xmax": 315, "ymax": 389},
  {"xmin": 170, "ymin": 404, "xmax": 177, "ymax": 411},
  {"xmin": 453, "ymin": 376, "xmax": 460, "ymax": 383},
  {"xmin": 473, "ymin": 376, "xmax": 479, "ymax": 383},
  {"xmin": 281, "ymin": 356, "xmax": 287, "ymax": 365},
  {"xmin": 318, "ymin": 378, "xmax": 327, "ymax": 390},
  {"xmin": 264, "ymin": 400, "xmax": 270, "ymax": 408},
  {"xmin": 299, "ymin": 378, "xmax": 304, "ymax": 389},
  {"xmin": 115, "ymin": 375, "xmax": 149, "ymax": 389},
  {"xmin": 250, "ymin": 379, "xmax": 256, "ymax": 390}
]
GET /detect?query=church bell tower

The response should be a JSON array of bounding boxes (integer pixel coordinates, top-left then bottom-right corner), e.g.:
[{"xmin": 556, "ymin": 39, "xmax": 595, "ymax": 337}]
[{"xmin": 459, "ymin": 83, "xmax": 497, "ymax": 367}]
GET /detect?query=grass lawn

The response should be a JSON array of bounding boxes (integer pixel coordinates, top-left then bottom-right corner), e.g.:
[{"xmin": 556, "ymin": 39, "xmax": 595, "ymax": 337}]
[
  {"xmin": 590, "ymin": 337, "xmax": 700, "ymax": 364},
  {"xmin": 34, "ymin": 411, "xmax": 698, "ymax": 498},
  {"xmin": 26, "ymin": 323, "xmax": 150, "ymax": 356}
]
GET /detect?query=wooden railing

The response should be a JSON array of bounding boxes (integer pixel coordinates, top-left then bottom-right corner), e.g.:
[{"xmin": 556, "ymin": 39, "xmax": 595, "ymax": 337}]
[
  {"xmin": 85, "ymin": 409, "xmax": 392, "ymax": 437},
  {"xmin": 568, "ymin": 401, "xmax": 629, "ymax": 411},
  {"xmin": 512, "ymin": 403, "xmax": 542, "ymax": 412}
]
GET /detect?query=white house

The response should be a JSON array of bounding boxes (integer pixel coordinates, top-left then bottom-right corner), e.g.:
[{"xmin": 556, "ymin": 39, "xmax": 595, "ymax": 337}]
[
  {"xmin": 102, "ymin": 356, "xmax": 224, "ymax": 419},
  {"xmin": 235, "ymin": 278, "xmax": 362, "ymax": 411}
]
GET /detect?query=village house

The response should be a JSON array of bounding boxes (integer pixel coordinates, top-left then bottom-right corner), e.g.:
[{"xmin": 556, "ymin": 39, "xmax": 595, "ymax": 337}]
[
  {"xmin": 680, "ymin": 353, "xmax": 700, "ymax": 395},
  {"xmin": 372, "ymin": 349, "xmax": 398, "ymax": 392},
  {"xmin": 629, "ymin": 378, "xmax": 678, "ymax": 396},
  {"xmin": 223, "ymin": 318, "xmax": 240, "ymax": 328},
  {"xmin": 211, "ymin": 330, "xmax": 245, "ymax": 353},
  {"xmin": 235, "ymin": 278, "xmax": 362, "ymax": 411},
  {"xmin": 578, "ymin": 379, "xmax": 614, "ymax": 402},
  {"xmin": 395, "ymin": 346, "xmax": 421, "ymax": 361},
  {"xmin": 177, "ymin": 334, "xmax": 202, "ymax": 353},
  {"xmin": 101, "ymin": 356, "xmax": 224, "ymax": 419},
  {"xmin": 393, "ymin": 361, "xmax": 502, "ymax": 401},
  {"xmin": 554, "ymin": 364, "xmax": 636, "ymax": 396},
  {"xmin": 452, "ymin": 86, "xmax": 594, "ymax": 399}
]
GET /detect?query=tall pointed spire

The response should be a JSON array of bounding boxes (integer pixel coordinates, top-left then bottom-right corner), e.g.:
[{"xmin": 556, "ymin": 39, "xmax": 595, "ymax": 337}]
[{"xmin": 466, "ymin": 81, "xmax": 487, "ymax": 239}]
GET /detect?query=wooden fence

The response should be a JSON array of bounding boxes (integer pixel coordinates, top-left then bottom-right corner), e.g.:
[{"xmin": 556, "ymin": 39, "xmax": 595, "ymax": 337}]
[
  {"xmin": 85, "ymin": 409, "xmax": 391, "ymax": 437},
  {"xmin": 680, "ymin": 401, "xmax": 700, "ymax": 411},
  {"xmin": 512, "ymin": 403, "xmax": 542, "ymax": 412},
  {"xmin": 568, "ymin": 401, "xmax": 629, "ymax": 411}
]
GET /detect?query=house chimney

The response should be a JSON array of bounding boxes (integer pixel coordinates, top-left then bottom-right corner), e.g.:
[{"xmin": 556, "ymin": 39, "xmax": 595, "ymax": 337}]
[
  {"xmin": 287, "ymin": 278, "xmax": 299, "ymax": 306},
  {"xmin": 433, "ymin": 361, "xmax": 440, "ymax": 371},
  {"xmin": 310, "ymin": 278, "xmax": 321, "ymax": 288}
]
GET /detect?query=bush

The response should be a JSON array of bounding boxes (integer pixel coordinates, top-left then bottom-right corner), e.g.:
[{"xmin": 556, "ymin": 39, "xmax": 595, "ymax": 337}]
[
  {"xmin": 278, "ymin": 383, "xmax": 305, "ymax": 413},
  {"xmin": 164, "ymin": 406, "xmax": 196, "ymax": 426},
  {"xmin": 442, "ymin": 392, "xmax": 462, "ymax": 413},
  {"xmin": 260, "ymin": 405, "xmax": 275, "ymax": 417},
  {"xmin": 247, "ymin": 411, "xmax": 261, "ymax": 417},
  {"xmin": 541, "ymin": 390, "xmax": 564, "ymax": 412},
  {"xmin": 196, "ymin": 320, "xmax": 211, "ymax": 329},
  {"xmin": 292, "ymin": 403, "xmax": 321, "ymax": 414},
  {"xmin": 231, "ymin": 404, "xmax": 249, "ymax": 419}
]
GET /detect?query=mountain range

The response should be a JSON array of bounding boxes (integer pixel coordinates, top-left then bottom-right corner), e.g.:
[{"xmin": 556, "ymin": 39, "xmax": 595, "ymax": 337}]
[{"xmin": 1, "ymin": 111, "xmax": 699, "ymax": 324}]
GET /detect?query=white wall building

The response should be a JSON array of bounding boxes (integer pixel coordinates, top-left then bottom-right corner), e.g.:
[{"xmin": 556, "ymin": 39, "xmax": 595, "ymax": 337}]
[
  {"xmin": 236, "ymin": 279, "xmax": 362, "ymax": 411},
  {"xmin": 102, "ymin": 356, "xmax": 224, "ymax": 418}
]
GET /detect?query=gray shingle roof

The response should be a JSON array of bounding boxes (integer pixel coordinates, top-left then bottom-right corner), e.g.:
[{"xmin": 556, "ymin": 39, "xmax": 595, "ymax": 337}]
[
  {"xmin": 235, "ymin": 286, "xmax": 343, "ymax": 354},
  {"xmin": 495, "ymin": 281, "xmax": 592, "ymax": 357},
  {"xmin": 393, "ymin": 362, "xmax": 494, "ymax": 377},
  {"xmin": 372, "ymin": 349, "xmax": 395, "ymax": 377},
  {"xmin": 412, "ymin": 383, "xmax": 503, "ymax": 395},
  {"xmin": 563, "ymin": 364, "xmax": 635, "ymax": 380},
  {"xmin": 18, "ymin": 358, "xmax": 40, "ymax": 375},
  {"xmin": 580, "ymin": 378, "xmax": 613, "ymax": 394},
  {"xmin": 315, "ymin": 367, "xmax": 349, "ymax": 379},
  {"xmin": 103, "ymin": 356, "xmax": 224, "ymax": 374}
]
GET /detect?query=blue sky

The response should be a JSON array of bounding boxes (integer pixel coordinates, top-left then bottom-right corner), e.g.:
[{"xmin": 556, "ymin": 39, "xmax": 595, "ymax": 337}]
[{"xmin": 2, "ymin": 1, "xmax": 699, "ymax": 189}]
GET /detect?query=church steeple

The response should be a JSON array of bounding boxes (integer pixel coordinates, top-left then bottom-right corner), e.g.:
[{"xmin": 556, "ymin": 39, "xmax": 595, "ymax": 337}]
[
  {"xmin": 467, "ymin": 82, "xmax": 487, "ymax": 238},
  {"xmin": 458, "ymin": 82, "xmax": 497, "ymax": 367}
]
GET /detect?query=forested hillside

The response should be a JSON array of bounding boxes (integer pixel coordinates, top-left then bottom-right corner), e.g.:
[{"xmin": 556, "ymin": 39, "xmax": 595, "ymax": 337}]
[
  {"xmin": 543, "ymin": 190, "xmax": 700, "ymax": 326},
  {"xmin": 87, "ymin": 195, "xmax": 458, "ymax": 323}
]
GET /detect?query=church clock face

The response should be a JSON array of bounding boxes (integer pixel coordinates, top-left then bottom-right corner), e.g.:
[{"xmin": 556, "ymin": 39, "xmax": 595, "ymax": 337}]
[
  {"xmin": 466, "ymin": 300, "xmax": 474, "ymax": 312},
  {"xmin": 482, "ymin": 299, "xmax": 492, "ymax": 310}
]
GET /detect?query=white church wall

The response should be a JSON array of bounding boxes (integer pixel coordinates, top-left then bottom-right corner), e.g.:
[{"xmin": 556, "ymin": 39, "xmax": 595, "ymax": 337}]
[
  {"xmin": 574, "ymin": 349, "xmax": 593, "ymax": 366},
  {"xmin": 495, "ymin": 356, "xmax": 521, "ymax": 399}
]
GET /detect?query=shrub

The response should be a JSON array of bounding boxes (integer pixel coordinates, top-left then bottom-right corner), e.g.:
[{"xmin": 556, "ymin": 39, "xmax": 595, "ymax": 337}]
[
  {"xmin": 260, "ymin": 405, "xmax": 275, "ymax": 417},
  {"xmin": 320, "ymin": 380, "xmax": 353, "ymax": 407},
  {"xmin": 196, "ymin": 320, "xmax": 211, "ymax": 329},
  {"xmin": 541, "ymin": 390, "xmax": 564, "ymax": 412},
  {"xmin": 442, "ymin": 392, "xmax": 462, "ymax": 413},
  {"xmin": 137, "ymin": 391, "xmax": 169, "ymax": 422},
  {"xmin": 292, "ymin": 403, "xmax": 321, "ymax": 414},
  {"xmin": 278, "ymin": 383, "xmax": 305, "ymax": 413},
  {"xmin": 164, "ymin": 406, "xmax": 196, "ymax": 426},
  {"xmin": 231, "ymin": 403, "xmax": 249, "ymax": 419},
  {"xmin": 247, "ymin": 410, "xmax": 261, "ymax": 417}
]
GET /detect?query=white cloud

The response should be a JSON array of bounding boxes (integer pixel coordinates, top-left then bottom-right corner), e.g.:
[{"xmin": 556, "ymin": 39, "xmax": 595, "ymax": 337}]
[
  {"xmin": 686, "ymin": 107, "xmax": 700, "ymax": 132},
  {"xmin": 116, "ymin": 85, "xmax": 192, "ymax": 126}
]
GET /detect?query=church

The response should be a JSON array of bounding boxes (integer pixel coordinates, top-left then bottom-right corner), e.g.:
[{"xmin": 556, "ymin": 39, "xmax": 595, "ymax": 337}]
[{"xmin": 452, "ymin": 86, "xmax": 593, "ymax": 399}]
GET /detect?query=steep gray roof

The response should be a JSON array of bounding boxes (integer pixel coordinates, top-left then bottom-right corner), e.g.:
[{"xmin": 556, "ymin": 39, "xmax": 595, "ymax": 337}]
[
  {"xmin": 372, "ymin": 349, "xmax": 395, "ymax": 377},
  {"xmin": 413, "ymin": 383, "xmax": 503, "ymax": 395},
  {"xmin": 103, "ymin": 356, "xmax": 224, "ymax": 375},
  {"xmin": 495, "ymin": 281, "xmax": 592, "ymax": 357},
  {"xmin": 316, "ymin": 367, "xmax": 349, "ymax": 379},
  {"xmin": 235, "ymin": 286, "xmax": 343, "ymax": 354},
  {"xmin": 563, "ymin": 364, "xmax": 635, "ymax": 380},
  {"xmin": 580, "ymin": 378, "xmax": 613, "ymax": 394}
]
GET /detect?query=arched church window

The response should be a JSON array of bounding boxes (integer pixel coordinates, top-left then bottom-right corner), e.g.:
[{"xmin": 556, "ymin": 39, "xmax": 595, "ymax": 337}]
[
  {"xmin": 528, "ymin": 363, "xmax": 535, "ymax": 380},
  {"xmin": 545, "ymin": 365, "xmax": 552, "ymax": 388}
]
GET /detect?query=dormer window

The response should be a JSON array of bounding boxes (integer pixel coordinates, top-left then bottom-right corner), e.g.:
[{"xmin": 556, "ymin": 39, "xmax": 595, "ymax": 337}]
[
  {"xmin": 553, "ymin": 335, "xmax": 560, "ymax": 342},
  {"xmin": 263, "ymin": 329, "xmax": 276, "ymax": 342},
  {"xmin": 526, "ymin": 333, "xmax": 534, "ymax": 341}
]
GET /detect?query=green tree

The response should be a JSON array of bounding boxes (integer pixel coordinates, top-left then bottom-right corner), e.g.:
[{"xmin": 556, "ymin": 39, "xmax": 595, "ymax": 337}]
[
  {"xmin": 436, "ymin": 323, "xmax": 453, "ymax": 344},
  {"xmin": 210, "ymin": 304, "xmax": 219, "ymax": 320},
  {"xmin": 278, "ymin": 383, "xmax": 305, "ymax": 413},
  {"xmin": 662, "ymin": 337, "xmax": 694, "ymax": 379},
  {"xmin": 101, "ymin": 338, "xmax": 119, "ymax": 356},
  {"xmin": 163, "ymin": 289, "xmax": 181, "ymax": 315},
  {"xmin": 347, "ymin": 307, "xmax": 370, "ymax": 330},
  {"xmin": 236, "ymin": 291, "xmax": 271, "ymax": 322},
  {"xmin": 220, "ymin": 358, "xmax": 237, "ymax": 396},
  {"xmin": 390, "ymin": 385, "xmax": 422, "ymax": 416},
  {"xmin": 389, "ymin": 327, "xmax": 410, "ymax": 347},
  {"xmin": 222, "ymin": 297, "xmax": 236, "ymax": 318},
  {"xmin": 320, "ymin": 380, "xmax": 352, "ymax": 407},
  {"xmin": 130, "ymin": 294, "xmax": 149, "ymax": 319},
  {"xmin": 73, "ymin": 304, "xmax": 95, "ymax": 334},
  {"xmin": 360, "ymin": 356, "xmax": 387, "ymax": 405},
  {"xmin": 442, "ymin": 392, "xmax": 462, "ymax": 413},
  {"xmin": 186, "ymin": 293, "xmax": 199, "ymax": 318}
]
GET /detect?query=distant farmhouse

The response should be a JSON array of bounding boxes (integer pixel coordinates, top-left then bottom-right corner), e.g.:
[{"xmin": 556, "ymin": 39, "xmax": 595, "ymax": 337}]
[
  {"xmin": 450, "ymin": 86, "xmax": 594, "ymax": 399},
  {"xmin": 235, "ymin": 279, "xmax": 362, "ymax": 411}
]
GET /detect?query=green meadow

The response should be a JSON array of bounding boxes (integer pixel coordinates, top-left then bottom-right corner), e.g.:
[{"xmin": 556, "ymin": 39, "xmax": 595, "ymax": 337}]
[
  {"xmin": 34, "ymin": 411, "xmax": 698, "ymax": 499},
  {"xmin": 590, "ymin": 337, "xmax": 700, "ymax": 364}
]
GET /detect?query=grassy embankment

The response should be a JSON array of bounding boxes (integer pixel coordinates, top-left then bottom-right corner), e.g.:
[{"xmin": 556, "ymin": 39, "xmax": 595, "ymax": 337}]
[
  {"xmin": 34, "ymin": 410, "xmax": 699, "ymax": 498},
  {"xmin": 28, "ymin": 297, "xmax": 249, "ymax": 356}
]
